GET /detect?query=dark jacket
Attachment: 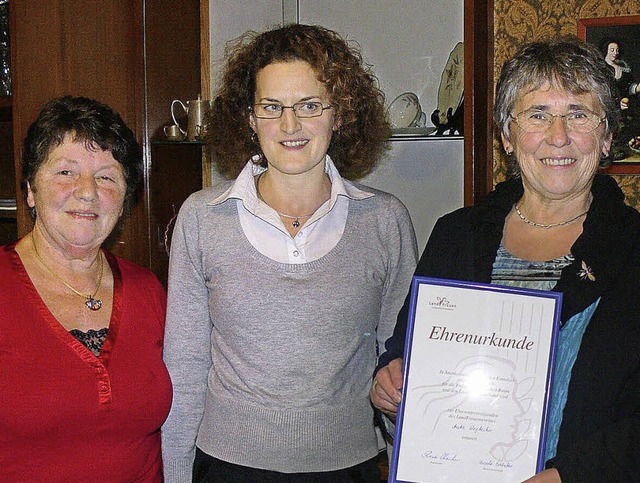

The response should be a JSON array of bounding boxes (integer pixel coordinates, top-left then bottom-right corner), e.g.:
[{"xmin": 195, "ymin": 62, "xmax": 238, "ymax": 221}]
[{"xmin": 379, "ymin": 175, "xmax": 640, "ymax": 482}]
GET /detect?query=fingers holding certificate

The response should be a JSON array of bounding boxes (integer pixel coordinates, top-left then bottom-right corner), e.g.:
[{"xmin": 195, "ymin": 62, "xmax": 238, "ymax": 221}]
[
  {"xmin": 390, "ymin": 277, "xmax": 562, "ymax": 483},
  {"xmin": 371, "ymin": 357, "xmax": 404, "ymax": 417}
]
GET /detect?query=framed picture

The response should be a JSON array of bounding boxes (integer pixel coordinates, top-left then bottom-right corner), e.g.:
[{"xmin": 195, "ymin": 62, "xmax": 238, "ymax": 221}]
[{"xmin": 578, "ymin": 15, "xmax": 640, "ymax": 174}]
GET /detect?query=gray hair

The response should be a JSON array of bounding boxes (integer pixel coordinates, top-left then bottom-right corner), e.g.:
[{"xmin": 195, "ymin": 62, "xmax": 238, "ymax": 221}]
[{"xmin": 494, "ymin": 36, "xmax": 620, "ymax": 145}]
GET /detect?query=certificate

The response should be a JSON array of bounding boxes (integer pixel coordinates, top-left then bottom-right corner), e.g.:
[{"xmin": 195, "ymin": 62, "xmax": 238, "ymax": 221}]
[{"xmin": 390, "ymin": 277, "xmax": 562, "ymax": 483}]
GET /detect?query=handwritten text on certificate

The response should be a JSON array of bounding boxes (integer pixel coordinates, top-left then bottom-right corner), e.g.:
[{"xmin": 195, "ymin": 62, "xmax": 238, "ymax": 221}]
[{"xmin": 391, "ymin": 277, "xmax": 562, "ymax": 483}]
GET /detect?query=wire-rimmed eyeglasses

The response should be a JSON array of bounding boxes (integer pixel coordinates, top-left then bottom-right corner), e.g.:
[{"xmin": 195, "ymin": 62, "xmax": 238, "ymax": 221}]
[
  {"xmin": 510, "ymin": 108, "xmax": 606, "ymax": 134},
  {"xmin": 252, "ymin": 102, "xmax": 333, "ymax": 119}
]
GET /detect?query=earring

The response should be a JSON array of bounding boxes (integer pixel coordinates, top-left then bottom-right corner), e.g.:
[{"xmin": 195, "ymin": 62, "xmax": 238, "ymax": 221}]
[{"xmin": 250, "ymin": 132, "xmax": 264, "ymax": 163}]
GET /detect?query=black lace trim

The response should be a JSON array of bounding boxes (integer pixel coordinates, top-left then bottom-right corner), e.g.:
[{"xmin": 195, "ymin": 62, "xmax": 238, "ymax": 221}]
[{"xmin": 69, "ymin": 327, "xmax": 109, "ymax": 356}]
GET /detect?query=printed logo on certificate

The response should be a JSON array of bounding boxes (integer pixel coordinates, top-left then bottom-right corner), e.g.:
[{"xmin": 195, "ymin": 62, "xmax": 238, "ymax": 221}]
[{"xmin": 390, "ymin": 277, "xmax": 562, "ymax": 483}]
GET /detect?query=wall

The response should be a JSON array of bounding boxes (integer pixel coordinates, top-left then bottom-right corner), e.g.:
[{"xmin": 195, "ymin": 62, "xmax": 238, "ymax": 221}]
[
  {"xmin": 209, "ymin": 0, "xmax": 286, "ymax": 91},
  {"xmin": 208, "ymin": 1, "xmax": 465, "ymax": 250},
  {"xmin": 493, "ymin": 0, "xmax": 640, "ymax": 208},
  {"xmin": 363, "ymin": 138, "xmax": 463, "ymax": 250}
]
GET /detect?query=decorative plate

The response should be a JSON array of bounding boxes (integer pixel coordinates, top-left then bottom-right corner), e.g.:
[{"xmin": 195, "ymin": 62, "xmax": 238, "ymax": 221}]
[{"xmin": 435, "ymin": 42, "xmax": 464, "ymax": 126}]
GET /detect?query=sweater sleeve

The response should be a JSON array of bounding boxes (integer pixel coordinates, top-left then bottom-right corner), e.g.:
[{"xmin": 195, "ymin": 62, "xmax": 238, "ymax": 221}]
[
  {"xmin": 376, "ymin": 213, "xmax": 458, "ymax": 370},
  {"xmin": 162, "ymin": 194, "xmax": 213, "ymax": 483},
  {"xmin": 375, "ymin": 195, "xmax": 419, "ymax": 358}
]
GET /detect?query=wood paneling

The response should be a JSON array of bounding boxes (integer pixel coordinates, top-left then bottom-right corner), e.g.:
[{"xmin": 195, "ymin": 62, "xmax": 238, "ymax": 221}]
[
  {"xmin": 0, "ymin": 100, "xmax": 16, "ymax": 243},
  {"xmin": 144, "ymin": 0, "xmax": 202, "ymax": 281},
  {"xmin": 464, "ymin": 0, "xmax": 495, "ymax": 206}
]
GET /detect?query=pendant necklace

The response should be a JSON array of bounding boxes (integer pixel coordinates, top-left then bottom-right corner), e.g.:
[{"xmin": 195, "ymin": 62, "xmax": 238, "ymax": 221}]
[
  {"xmin": 514, "ymin": 203, "xmax": 588, "ymax": 229},
  {"xmin": 256, "ymin": 174, "xmax": 315, "ymax": 228},
  {"xmin": 31, "ymin": 232, "xmax": 104, "ymax": 310},
  {"xmin": 276, "ymin": 212, "xmax": 315, "ymax": 228}
]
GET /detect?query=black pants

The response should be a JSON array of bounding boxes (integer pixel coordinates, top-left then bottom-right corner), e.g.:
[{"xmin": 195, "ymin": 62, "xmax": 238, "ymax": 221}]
[{"xmin": 193, "ymin": 447, "xmax": 381, "ymax": 483}]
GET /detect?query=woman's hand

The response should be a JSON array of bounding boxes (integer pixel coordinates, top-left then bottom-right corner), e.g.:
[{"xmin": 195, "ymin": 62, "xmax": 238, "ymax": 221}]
[
  {"xmin": 370, "ymin": 357, "xmax": 404, "ymax": 418},
  {"xmin": 521, "ymin": 468, "xmax": 561, "ymax": 483}
]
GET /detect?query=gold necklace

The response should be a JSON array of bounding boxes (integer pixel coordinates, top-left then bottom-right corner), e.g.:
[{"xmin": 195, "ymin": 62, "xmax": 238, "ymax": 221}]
[
  {"xmin": 514, "ymin": 203, "xmax": 588, "ymax": 229},
  {"xmin": 31, "ymin": 232, "xmax": 104, "ymax": 311}
]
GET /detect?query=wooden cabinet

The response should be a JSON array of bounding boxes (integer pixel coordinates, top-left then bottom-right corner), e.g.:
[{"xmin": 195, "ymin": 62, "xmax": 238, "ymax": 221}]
[
  {"xmin": 5, "ymin": 0, "xmax": 204, "ymax": 283},
  {"xmin": 149, "ymin": 141, "xmax": 204, "ymax": 285},
  {"xmin": 0, "ymin": 95, "xmax": 15, "ymax": 244},
  {"xmin": 463, "ymin": 0, "xmax": 494, "ymax": 206}
]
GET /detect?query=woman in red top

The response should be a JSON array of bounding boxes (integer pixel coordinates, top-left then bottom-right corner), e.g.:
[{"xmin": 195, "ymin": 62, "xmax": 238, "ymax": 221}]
[{"xmin": 0, "ymin": 96, "xmax": 172, "ymax": 482}]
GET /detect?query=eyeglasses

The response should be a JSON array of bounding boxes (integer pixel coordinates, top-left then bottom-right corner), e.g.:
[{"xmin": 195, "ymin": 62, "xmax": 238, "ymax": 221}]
[
  {"xmin": 252, "ymin": 102, "xmax": 333, "ymax": 119},
  {"xmin": 510, "ymin": 108, "xmax": 606, "ymax": 134}
]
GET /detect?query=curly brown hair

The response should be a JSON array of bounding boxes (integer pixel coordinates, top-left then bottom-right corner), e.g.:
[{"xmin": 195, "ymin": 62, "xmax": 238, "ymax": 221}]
[{"xmin": 206, "ymin": 24, "xmax": 391, "ymax": 180}]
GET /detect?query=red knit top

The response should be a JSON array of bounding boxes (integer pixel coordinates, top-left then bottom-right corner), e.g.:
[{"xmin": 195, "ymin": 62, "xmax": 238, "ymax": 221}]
[{"xmin": 0, "ymin": 243, "xmax": 172, "ymax": 482}]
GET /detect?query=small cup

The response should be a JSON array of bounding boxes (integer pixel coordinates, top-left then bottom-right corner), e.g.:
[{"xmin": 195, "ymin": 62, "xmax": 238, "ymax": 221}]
[
  {"xmin": 194, "ymin": 124, "xmax": 208, "ymax": 140},
  {"xmin": 164, "ymin": 124, "xmax": 184, "ymax": 141}
]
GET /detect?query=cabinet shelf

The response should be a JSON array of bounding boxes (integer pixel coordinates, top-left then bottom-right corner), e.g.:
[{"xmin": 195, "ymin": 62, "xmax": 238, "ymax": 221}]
[
  {"xmin": 389, "ymin": 134, "xmax": 463, "ymax": 142},
  {"xmin": 151, "ymin": 139, "xmax": 206, "ymax": 145},
  {"xmin": 0, "ymin": 199, "xmax": 17, "ymax": 217},
  {"xmin": 389, "ymin": 127, "xmax": 462, "ymax": 141}
]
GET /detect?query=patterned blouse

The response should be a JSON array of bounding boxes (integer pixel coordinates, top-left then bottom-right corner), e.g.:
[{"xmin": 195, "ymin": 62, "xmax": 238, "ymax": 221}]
[{"xmin": 491, "ymin": 242, "xmax": 599, "ymax": 462}]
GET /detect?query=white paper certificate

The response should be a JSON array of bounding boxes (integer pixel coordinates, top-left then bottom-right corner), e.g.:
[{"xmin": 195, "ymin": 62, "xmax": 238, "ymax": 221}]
[{"xmin": 390, "ymin": 277, "xmax": 562, "ymax": 483}]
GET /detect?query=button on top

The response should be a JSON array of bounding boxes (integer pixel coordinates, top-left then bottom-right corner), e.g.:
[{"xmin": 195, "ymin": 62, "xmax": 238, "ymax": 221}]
[{"xmin": 293, "ymin": 250, "xmax": 299, "ymax": 257}]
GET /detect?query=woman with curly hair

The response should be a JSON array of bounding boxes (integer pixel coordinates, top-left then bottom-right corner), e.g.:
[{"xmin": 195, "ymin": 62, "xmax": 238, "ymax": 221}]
[{"xmin": 162, "ymin": 24, "xmax": 418, "ymax": 482}]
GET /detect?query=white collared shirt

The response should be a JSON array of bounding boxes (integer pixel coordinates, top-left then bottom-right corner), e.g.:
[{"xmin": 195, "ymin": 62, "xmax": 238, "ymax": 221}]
[{"xmin": 209, "ymin": 155, "xmax": 374, "ymax": 264}]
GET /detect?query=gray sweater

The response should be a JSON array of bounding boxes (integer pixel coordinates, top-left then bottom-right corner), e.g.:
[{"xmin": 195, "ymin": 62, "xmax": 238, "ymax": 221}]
[{"xmin": 162, "ymin": 181, "xmax": 417, "ymax": 481}]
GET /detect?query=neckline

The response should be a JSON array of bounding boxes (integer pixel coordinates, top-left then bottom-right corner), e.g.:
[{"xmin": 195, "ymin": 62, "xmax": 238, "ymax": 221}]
[
  {"xmin": 513, "ymin": 202, "xmax": 588, "ymax": 229},
  {"xmin": 497, "ymin": 242, "xmax": 574, "ymax": 264},
  {"xmin": 6, "ymin": 242, "xmax": 122, "ymax": 366},
  {"xmin": 231, "ymin": 196, "xmax": 356, "ymax": 270},
  {"xmin": 254, "ymin": 171, "xmax": 330, "ymax": 231},
  {"xmin": 481, "ymin": 175, "xmax": 637, "ymax": 322}
]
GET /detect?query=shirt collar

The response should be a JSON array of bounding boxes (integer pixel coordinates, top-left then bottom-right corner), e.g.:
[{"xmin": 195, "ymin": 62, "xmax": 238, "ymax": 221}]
[{"xmin": 207, "ymin": 155, "xmax": 374, "ymax": 212}]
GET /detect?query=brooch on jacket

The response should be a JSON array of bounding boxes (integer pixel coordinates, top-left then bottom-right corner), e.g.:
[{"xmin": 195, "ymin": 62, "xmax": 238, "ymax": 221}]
[{"xmin": 578, "ymin": 261, "xmax": 596, "ymax": 282}]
